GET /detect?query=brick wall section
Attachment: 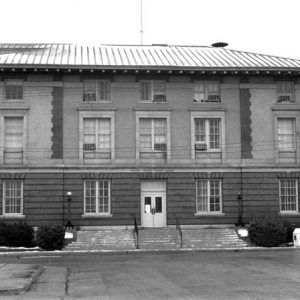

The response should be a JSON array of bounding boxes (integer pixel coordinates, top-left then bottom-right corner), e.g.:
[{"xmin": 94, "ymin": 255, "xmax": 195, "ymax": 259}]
[
  {"xmin": 23, "ymin": 173, "xmax": 64, "ymax": 226},
  {"xmin": 240, "ymin": 88, "xmax": 252, "ymax": 159},
  {"xmin": 167, "ymin": 173, "xmax": 241, "ymax": 225},
  {"xmin": 1, "ymin": 171, "xmax": 299, "ymax": 226},
  {"xmin": 51, "ymin": 87, "xmax": 63, "ymax": 159}
]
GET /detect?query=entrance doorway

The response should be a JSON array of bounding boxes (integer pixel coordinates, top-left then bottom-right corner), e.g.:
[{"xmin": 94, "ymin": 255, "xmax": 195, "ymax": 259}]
[{"xmin": 141, "ymin": 181, "xmax": 166, "ymax": 227}]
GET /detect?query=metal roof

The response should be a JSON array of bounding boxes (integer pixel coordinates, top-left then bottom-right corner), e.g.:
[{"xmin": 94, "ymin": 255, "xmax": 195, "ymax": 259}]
[{"xmin": 0, "ymin": 43, "xmax": 300, "ymax": 71}]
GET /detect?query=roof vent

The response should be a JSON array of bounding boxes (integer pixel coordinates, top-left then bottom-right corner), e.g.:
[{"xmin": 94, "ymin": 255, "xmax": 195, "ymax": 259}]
[{"xmin": 211, "ymin": 42, "xmax": 228, "ymax": 48}]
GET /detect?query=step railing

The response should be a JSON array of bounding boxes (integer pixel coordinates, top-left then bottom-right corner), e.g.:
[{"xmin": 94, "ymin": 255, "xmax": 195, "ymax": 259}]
[
  {"xmin": 134, "ymin": 216, "xmax": 139, "ymax": 249},
  {"xmin": 176, "ymin": 217, "xmax": 183, "ymax": 248}
]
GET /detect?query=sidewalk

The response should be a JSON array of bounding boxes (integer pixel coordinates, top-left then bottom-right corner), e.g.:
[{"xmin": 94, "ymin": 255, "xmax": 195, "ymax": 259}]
[{"xmin": 0, "ymin": 264, "xmax": 44, "ymax": 295}]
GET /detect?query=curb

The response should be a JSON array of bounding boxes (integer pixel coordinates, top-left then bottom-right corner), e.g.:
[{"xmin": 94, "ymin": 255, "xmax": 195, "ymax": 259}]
[
  {"xmin": 0, "ymin": 265, "xmax": 44, "ymax": 295},
  {"xmin": 0, "ymin": 246, "xmax": 298, "ymax": 257}
]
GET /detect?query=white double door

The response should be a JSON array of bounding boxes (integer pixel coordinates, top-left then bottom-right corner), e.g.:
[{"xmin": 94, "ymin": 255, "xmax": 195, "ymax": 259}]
[{"xmin": 141, "ymin": 181, "xmax": 166, "ymax": 228}]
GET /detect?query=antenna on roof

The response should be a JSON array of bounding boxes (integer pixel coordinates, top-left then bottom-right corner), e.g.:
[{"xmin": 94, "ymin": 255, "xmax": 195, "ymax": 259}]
[{"xmin": 140, "ymin": 0, "xmax": 144, "ymax": 45}]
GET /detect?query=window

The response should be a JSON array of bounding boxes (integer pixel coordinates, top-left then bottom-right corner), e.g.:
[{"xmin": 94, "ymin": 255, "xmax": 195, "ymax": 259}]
[
  {"xmin": 3, "ymin": 181, "xmax": 23, "ymax": 215},
  {"xmin": 84, "ymin": 180, "xmax": 110, "ymax": 214},
  {"xmin": 194, "ymin": 81, "xmax": 220, "ymax": 103},
  {"xmin": 5, "ymin": 80, "xmax": 23, "ymax": 100},
  {"xmin": 277, "ymin": 118, "xmax": 296, "ymax": 151},
  {"xmin": 139, "ymin": 81, "xmax": 167, "ymax": 102},
  {"xmin": 83, "ymin": 118, "xmax": 111, "ymax": 160},
  {"xmin": 277, "ymin": 81, "xmax": 294, "ymax": 103},
  {"xmin": 196, "ymin": 179, "xmax": 222, "ymax": 213},
  {"xmin": 194, "ymin": 119, "xmax": 221, "ymax": 151},
  {"xmin": 279, "ymin": 179, "xmax": 298, "ymax": 213},
  {"xmin": 140, "ymin": 118, "xmax": 167, "ymax": 158},
  {"xmin": 4, "ymin": 117, "xmax": 23, "ymax": 164},
  {"xmin": 83, "ymin": 80, "xmax": 110, "ymax": 102}
]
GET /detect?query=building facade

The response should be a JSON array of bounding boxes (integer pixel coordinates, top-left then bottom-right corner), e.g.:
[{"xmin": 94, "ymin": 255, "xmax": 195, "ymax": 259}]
[{"xmin": 0, "ymin": 44, "xmax": 300, "ymax": 227}]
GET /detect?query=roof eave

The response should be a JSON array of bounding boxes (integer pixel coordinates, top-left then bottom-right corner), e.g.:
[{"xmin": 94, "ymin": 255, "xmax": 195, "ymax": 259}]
[{"xmin": 1, "ymin": 64, "xmax": 300, "ymax": 73}]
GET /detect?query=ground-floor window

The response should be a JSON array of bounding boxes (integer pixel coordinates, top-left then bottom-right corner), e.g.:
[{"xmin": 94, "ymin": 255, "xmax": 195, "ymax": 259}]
[
  {"xmin": 279, "ymin": 179, "xmax": 298, "ymax": 213},
  {"xmin": 3, "ymin": 180, "xmax": 23, "ymax": 215},
  {"xmin": 196, "ymin": 179, "xmax": 222, "ymax": 213},
  {"xmin": 84, "ymin": 180, "xmax": 111, "ymax": 214}
]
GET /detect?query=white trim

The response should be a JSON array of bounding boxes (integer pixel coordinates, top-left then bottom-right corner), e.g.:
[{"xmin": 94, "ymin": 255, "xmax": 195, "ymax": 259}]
[
  {"xmin": 83, "ymin": 179, "xmax": 111, "ymax": 216},
  {"xmin": 79, "ymin": 110, "xmax": 115, "ymax": 163},
  {"xmin": 2, "ymin": 180, "xmax": 23, "ymax": 216},
  {"xmin": 81, "ymin": 214, "xmax": 113, "ymax": 218},
  {"xmin": 191, "ymin": 111, "xmax": 225, "ymax": 160},
  {"xmin": 1, "ymin": 167, "xmax": 300, "ymax": 174},
  {"xmin": 135, "ymin": 111, "xmax": 171, "ymax": 161},
  {"xmin": 0, "ymin": 214, "xmax": 25, "ymax": 219},
  {"xmin": 194, "ymin": 213, "xmax": 225, "ymax": 217}
]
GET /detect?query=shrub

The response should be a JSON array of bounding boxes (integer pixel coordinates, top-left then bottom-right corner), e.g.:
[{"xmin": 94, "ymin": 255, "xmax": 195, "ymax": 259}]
[
  {"xmin": 283, "ymin": 221, "xmax": 298, "ymax": 243},
  {"xmin": 248, "ymin": 217, "xmax": 287, "ymax": 247},
  {"xmin": 36, "ymin": 226, "xmax": 65, "ymax": 251},
  {"xmin": 0, "ymin": 222, "xmax": 35, "ymax": 247}
]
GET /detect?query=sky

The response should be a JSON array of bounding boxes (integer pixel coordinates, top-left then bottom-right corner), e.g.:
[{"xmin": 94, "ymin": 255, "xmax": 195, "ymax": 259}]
[{"xmin": 2, "ymin": 0, "xmax": 300, "ymax": 59}]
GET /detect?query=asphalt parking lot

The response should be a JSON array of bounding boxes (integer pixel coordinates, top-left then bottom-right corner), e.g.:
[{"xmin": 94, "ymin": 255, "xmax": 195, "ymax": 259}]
[{"xmin": 1, "ymin": 250, "xmax": 300, "ymax": 299}]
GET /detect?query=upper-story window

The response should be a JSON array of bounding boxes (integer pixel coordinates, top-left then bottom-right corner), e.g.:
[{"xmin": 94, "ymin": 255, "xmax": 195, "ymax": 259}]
[
  {"xmin": 277, "ymin": 118, "xmax": 296, "ymax": 152},
  {"xmin": 2, "ymin": 180, "xmax": 23, "ymax": 216},
  {"xmin": 83, "ymin": 118, "xmax": 111, "ymax": 160},
  {"xmin": 139, "ymin": 118, "xmax": 167, "ymax": 159},
  {"xmin": 5, "ymin": 80, "xmax": 23, "ymax": 100},
  {"xmin": 277, "ymin": 81, "xmax": 295, "ymax": 104},
  {"xmin": 139, "ymin": 81, "xmax": 167, "ymax": 103},
  {"xmin": 4, "ymin": 116, "xmax": 24, "ymax": 164},
  {"xmin": 194, "ymin": 81, "xmax": 220, "ymax": 103},
  {"xmin": 83, "ymin": 80, "xmax": 111, "ymax": 102},
  {"xmin": 194, "ymin": 119, "xmax": 221, "ymax": 151}
]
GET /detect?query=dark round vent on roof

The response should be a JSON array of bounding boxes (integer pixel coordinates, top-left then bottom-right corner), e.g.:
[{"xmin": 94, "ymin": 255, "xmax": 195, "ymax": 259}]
[{"xmin": 211, "ymin": 42, "xmax": 228, "ymax": 48}]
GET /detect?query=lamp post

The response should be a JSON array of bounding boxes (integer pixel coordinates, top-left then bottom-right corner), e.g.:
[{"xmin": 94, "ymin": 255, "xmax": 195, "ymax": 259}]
[
  {"xmin": 236, "ymin": 193, "xmax": 244, "ymax": 227},
  {"xmin": 66, "ymin": 191, "xmax": 73, "ymax": 228}
]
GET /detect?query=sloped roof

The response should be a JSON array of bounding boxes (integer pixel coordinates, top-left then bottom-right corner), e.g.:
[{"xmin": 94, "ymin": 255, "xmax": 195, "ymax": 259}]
[{"xmin": 0, "ymin": 43, "xmax": 300, "ymax": 71}]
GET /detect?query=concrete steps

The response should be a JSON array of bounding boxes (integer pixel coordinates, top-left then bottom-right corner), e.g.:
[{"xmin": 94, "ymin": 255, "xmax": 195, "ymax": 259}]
[
  {"xmin": 138, "ymin": 228, "xmax": 180, "ymax": 250},
  {"xmin": 64, "ymin": 227, "xmax": 248, "ymax": 251},
  {"xmin": 64, "ymin": 229, "xmax": 136, "ymax": 251},
  {"xmin": 181, "ymin": 228, "xmax": 248, "ymax": 249}
]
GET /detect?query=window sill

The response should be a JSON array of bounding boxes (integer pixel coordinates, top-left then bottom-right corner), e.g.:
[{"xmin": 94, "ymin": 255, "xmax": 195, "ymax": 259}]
[
  {"xmin": 3, "ymin": 100, "xmax": 25, "ymax": 103},
  {"xmin": 272, "ymin": 104, "xmax": 300, "ymax": 111},
  {"xmin": 194, "ymin": 213, "xmax": 225, "ymax": 217},
  {"xmin": 81, "ymin": 101, "xmax": 112, "ymax": 104},
  {"xmin": 81, "ymin": 214, "xmax": 113, "ymax": 218},
  {"xmin": 278, "ymin": 212, "xmax": 300, "ymax": 216},
  {"xmin": 190, "ymin": 106, "xmax": 227, "ymax": 111},
  {"xmin": 0, "ymin": 214, "xmax": 25, "ymax": 219},
  {"xmin": 78, "ymin": 107, "xmax": 117, "ymax": 111},
  {"xmin": 195, "ymin": 150, "xmax": 222, "ymax": 153}
]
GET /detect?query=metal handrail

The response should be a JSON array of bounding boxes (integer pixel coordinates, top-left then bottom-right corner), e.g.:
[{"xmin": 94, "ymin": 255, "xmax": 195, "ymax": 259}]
[
  {"xmin": 134, "ymin": 216, "xmax": 139, "ymax": 249},
  {"xmin": 176, "ymin": 217, "xmax": 183, "ymax": 248}
]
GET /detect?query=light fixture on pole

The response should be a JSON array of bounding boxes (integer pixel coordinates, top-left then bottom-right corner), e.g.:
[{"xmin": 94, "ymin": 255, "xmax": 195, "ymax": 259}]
[{"xmin": 66, "ymin": 191, "xmax": 73, "ymax": 228}]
